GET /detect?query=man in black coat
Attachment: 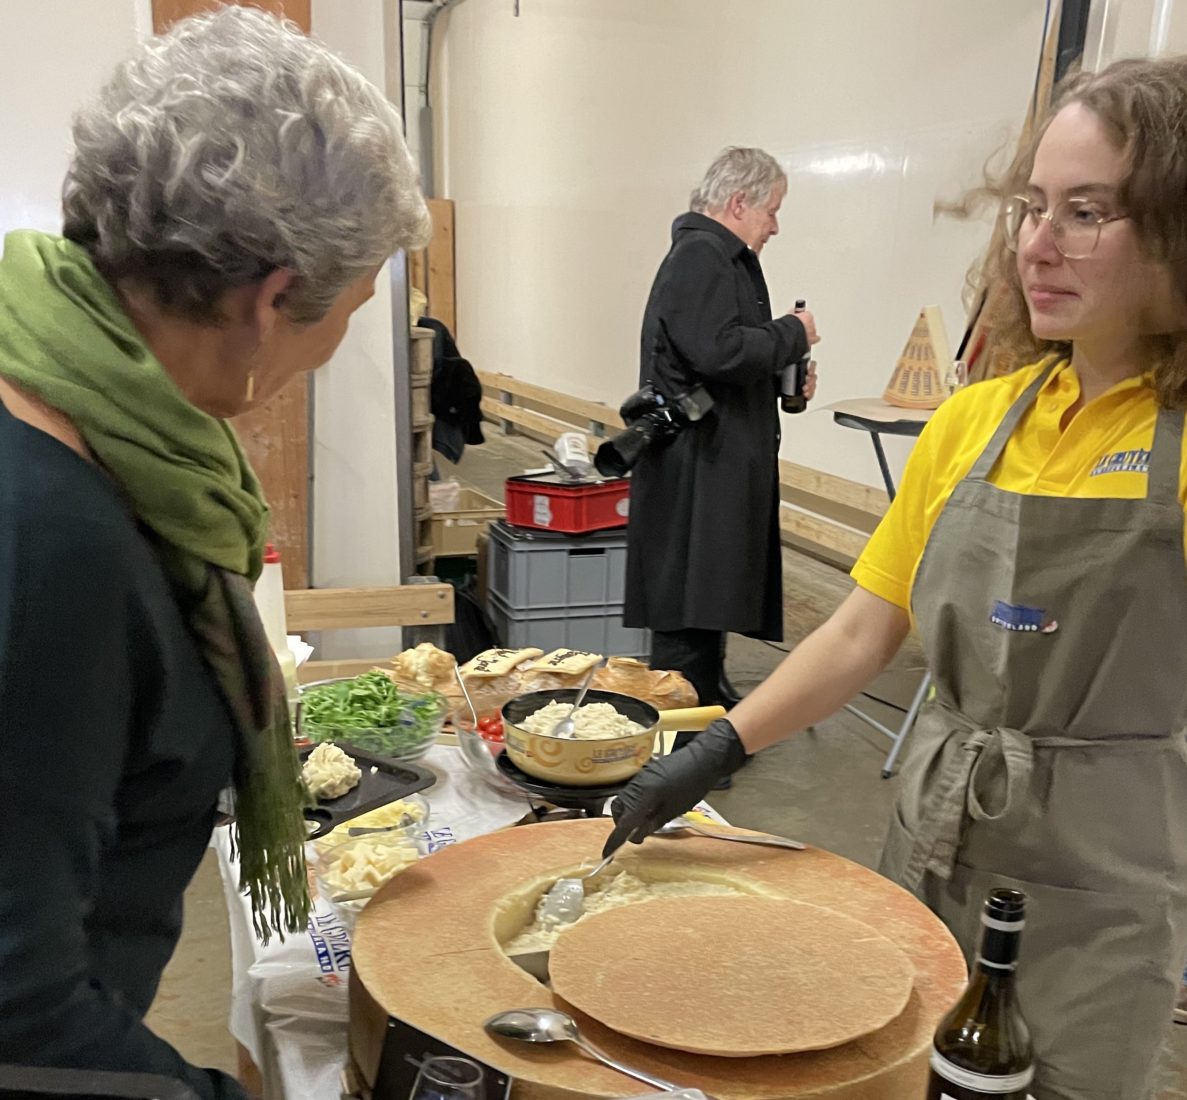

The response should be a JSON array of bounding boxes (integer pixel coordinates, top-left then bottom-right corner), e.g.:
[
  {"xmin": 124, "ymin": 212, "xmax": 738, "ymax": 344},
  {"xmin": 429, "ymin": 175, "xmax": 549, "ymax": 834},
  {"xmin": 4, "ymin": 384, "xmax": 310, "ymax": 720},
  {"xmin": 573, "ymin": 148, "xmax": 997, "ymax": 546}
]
[{"xmin": 623, "ymin": 147, "xmax": 820, "ymax": 754}]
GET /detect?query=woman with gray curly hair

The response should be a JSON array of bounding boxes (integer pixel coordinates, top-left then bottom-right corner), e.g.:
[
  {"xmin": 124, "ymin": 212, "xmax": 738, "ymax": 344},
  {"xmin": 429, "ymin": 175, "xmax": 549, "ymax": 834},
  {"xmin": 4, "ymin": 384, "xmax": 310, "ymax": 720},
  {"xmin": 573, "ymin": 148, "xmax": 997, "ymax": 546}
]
[{"xmin": 0, "ymin": 8, "xmax": 427, "ymax": 1098}]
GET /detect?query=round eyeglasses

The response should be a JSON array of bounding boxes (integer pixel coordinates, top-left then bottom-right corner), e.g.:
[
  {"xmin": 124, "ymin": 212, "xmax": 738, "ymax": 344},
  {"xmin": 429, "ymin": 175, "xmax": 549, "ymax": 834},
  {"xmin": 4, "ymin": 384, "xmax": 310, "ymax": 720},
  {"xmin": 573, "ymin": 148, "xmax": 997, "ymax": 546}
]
[{"xmin": 1003, "ymin": 195, "xmax": 1129, "ymax": 260}]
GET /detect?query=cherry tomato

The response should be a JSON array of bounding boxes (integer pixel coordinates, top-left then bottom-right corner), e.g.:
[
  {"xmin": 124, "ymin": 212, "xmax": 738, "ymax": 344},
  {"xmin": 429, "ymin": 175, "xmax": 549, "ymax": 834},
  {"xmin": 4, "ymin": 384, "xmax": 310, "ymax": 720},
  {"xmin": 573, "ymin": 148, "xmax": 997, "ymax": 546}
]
[{"xmin": 478, "ymin": 715, "xmax": 504, "ymax": 743}]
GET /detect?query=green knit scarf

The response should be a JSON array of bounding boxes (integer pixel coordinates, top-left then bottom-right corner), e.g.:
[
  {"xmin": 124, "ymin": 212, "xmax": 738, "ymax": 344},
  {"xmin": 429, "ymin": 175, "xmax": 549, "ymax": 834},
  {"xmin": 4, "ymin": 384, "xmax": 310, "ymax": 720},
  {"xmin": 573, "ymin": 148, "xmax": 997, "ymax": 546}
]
[{"xmin": 0, "ymin": 230, "xmax": 310, "ymax": 943}]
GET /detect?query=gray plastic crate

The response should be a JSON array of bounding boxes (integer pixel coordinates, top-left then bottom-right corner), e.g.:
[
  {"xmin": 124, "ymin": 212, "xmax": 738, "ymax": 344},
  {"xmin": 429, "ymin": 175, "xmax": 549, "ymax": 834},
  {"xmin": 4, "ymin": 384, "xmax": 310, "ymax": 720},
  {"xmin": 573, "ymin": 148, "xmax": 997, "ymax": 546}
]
[
  {"xmin": 488, "ymin": 592, "xmax": 650, "ymax": 658},
  {"xmin": 488, "ymin": 520, "xmax": 628, "ymax": 610}
]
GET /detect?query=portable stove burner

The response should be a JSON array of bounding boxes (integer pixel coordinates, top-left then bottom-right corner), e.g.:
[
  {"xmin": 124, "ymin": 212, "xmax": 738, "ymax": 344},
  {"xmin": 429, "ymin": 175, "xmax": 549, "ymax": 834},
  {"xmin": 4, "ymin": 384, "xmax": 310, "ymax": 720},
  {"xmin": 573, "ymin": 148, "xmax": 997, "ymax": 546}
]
[{"xmin": 494, "ymin": 752, "xmax": 630, "ymax": 817}]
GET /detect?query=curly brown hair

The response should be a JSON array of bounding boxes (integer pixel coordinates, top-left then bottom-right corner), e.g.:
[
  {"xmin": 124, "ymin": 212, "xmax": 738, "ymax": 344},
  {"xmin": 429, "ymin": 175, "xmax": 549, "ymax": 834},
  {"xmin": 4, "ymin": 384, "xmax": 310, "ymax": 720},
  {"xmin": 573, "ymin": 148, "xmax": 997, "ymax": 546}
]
[{"xmin": 977, "ymin": 55, "xmax": 1187, "ymax": 409}]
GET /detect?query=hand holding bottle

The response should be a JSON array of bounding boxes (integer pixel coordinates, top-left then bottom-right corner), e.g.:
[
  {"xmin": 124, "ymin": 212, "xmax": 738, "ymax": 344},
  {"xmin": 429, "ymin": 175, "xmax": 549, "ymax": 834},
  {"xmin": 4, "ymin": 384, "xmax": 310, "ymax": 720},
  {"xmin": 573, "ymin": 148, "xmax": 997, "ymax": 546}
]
[
  {"xmin": 803, "ymin": 361, "xmax": 818, "ymax": 402},
  {"xmin": 789, "ymin": 306, "xmax": 820, "ymax": 346},
  {"xmin": 781, "ymin": 300, "xmax": 818, "ymax": 414}
]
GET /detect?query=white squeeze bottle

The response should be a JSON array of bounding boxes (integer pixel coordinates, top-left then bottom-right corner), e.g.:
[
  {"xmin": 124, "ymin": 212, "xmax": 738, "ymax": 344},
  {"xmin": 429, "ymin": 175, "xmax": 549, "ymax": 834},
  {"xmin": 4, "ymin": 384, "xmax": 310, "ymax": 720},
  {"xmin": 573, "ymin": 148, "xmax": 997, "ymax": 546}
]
[{"xmin": 254, "ymin": 542, "xmax": 300, "ymax": 719}]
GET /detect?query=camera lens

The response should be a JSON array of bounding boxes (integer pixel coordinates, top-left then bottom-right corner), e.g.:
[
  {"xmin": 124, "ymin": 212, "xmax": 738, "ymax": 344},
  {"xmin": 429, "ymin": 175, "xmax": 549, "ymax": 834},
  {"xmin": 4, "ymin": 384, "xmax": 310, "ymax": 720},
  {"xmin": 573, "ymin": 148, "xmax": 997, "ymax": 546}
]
[{"xmin": 594, "ymin": 421, "xmax": 656, "ymax": 476}]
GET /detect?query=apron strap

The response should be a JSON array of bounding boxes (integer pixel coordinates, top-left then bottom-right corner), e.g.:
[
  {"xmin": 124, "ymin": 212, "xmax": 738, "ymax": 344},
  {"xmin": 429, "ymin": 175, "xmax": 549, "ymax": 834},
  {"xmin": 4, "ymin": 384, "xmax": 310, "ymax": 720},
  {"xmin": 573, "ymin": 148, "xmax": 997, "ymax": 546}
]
[
  {"xmin": 1146, "ymin": 404, "xmax": 1184, "ymax": 507},
  {"xmin": 901, "ymin": 727, "xmax": 1035, "ymax": 891},
  {"xmin": 900, "ymin": 722, "xmax": 1179, "ymax": 891},
  {"xmin": 966, "ymin": 358, "xmax": 1061, "ymax": 483}
]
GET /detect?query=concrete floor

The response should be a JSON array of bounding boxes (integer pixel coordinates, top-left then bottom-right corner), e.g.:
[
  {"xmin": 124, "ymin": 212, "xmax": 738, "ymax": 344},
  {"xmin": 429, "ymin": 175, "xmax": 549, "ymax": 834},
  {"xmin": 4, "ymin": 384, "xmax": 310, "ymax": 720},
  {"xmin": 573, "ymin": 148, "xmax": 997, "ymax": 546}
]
[{"xmin": 146, "ymin": 428, "xmax": 1187, "ymax": 1096}]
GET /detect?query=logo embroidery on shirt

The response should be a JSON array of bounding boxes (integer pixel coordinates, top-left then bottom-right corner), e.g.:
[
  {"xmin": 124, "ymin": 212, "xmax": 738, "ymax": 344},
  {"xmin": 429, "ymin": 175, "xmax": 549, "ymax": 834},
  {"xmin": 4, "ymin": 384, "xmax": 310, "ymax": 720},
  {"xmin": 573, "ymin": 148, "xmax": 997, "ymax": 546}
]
[
  {"xmin": 1090, "ymin": 448, "xmax": 1150, "ymax": 477},
  {"xmin": 990, "ymin": 601, "xmax": 1059, "ymax": 634}
]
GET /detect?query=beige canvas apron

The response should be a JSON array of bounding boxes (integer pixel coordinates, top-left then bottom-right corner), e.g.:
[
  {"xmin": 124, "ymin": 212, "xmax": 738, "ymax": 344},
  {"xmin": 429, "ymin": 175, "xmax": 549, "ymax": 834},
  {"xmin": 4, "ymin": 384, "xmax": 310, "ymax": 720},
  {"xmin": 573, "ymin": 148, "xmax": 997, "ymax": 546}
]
[{"xmin": 879, "ymin": 362, "xmax": 1187, "ymax": 1099}]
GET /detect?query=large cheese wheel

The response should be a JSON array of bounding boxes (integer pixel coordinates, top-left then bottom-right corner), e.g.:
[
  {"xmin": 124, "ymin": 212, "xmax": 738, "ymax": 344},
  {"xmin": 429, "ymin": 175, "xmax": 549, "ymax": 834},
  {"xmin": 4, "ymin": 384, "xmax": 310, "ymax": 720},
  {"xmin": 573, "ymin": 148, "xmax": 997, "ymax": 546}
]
[{"xmin": 349, "ymin": 819, "xmax": 966, "ymax": 1099}]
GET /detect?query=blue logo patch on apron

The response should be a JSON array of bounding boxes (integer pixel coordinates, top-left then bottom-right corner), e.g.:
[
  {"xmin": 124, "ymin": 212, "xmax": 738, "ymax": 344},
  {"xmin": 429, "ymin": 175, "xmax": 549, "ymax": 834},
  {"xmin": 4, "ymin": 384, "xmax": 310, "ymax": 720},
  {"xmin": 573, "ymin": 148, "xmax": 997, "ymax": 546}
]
[{"xmin": 990, "ymin": 600, "xmax": 1059, "ymax": 633}]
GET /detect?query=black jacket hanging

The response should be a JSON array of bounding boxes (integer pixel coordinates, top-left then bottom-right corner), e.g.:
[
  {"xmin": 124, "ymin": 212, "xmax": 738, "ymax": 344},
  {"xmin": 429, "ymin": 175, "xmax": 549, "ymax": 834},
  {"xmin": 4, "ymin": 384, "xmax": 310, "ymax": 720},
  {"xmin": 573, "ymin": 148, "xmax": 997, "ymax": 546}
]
[{"xmin": 416, "ymin": 317, "xmax": 484, "ymax": 462}]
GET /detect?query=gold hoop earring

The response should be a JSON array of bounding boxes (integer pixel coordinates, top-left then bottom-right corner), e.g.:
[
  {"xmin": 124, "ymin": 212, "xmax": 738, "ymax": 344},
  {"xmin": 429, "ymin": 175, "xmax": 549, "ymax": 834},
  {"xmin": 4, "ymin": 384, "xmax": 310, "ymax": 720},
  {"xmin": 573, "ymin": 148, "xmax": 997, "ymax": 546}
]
[{"xmin": 245, "ymin": 373, "xmax": 256, "ymax": 403}]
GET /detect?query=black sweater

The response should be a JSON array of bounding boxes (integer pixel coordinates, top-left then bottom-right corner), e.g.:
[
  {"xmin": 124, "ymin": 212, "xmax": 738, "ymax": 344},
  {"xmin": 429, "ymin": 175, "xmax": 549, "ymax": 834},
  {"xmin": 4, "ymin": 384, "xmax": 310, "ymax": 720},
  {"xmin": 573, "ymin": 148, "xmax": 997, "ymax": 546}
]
[{"xmin": 0, "ymin": 398, "xmax": 248, "ymax": 1099}]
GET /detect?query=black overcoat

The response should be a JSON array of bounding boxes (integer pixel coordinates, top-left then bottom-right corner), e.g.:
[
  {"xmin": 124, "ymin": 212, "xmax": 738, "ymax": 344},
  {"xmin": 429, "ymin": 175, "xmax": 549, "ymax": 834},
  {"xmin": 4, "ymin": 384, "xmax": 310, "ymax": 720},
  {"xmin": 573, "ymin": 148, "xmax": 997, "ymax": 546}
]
[{"xmin": 622, "ymin": 213, "xmax": 806, "ymax": 641}]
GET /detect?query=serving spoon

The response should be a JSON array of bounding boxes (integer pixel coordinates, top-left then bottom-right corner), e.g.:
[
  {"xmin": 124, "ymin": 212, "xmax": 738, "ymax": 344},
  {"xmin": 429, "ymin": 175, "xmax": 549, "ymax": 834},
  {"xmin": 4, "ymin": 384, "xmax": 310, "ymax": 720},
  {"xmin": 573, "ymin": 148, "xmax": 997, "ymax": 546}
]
[
  {"xmin": 485, "ymin": 1008, "xmax": 684, "ymax": 1092},
  {"xmin": 537, "ymin": 852, "xmax": 616, "ymax": 925},
  {"xmin": 547, "ymin": 663, "xmax": 601, "ymax": 739}
]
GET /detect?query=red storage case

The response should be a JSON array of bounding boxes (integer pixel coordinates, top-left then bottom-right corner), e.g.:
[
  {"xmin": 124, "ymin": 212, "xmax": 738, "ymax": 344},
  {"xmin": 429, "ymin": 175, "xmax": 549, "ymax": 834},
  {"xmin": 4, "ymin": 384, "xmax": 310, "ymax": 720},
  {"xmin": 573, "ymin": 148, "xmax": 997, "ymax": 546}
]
[{"xmin": 504, "ymin": 474, "xmax": 630, "ymax": 534}]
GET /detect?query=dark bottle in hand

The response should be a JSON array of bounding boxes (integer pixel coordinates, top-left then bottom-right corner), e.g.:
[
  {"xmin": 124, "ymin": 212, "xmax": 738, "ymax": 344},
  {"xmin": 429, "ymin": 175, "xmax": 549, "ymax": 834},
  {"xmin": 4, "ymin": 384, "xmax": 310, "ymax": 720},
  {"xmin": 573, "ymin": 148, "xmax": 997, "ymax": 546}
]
[{"xmin": 780, "ymin": 298, "xmax": 811, "ymax": 413}]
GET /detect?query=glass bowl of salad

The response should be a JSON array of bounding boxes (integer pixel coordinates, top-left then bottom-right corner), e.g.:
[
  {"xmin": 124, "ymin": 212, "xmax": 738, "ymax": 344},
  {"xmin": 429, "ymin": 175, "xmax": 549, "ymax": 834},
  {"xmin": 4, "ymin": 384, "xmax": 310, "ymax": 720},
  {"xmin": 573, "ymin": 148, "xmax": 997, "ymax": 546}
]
[{"xmin": 299, "ymin": 670, "xmax": 447, "ymax": 762}]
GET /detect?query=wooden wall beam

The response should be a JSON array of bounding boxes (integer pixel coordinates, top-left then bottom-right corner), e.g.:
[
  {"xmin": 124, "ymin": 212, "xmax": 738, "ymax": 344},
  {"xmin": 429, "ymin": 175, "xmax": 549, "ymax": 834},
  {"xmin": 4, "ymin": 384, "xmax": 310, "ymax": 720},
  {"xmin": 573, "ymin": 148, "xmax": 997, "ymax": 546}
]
[
  {"xmin": 779, "ymin": 511, "xmax": 869, "ymax": 569},
  {"xmin": 151, "ymin": 0, "xmax": 310, "ymax": 33},
  {"xmin": 285, "ymin": 584, "xmax": 454, "ymax": 633},
  {"xmin": 479, "ymin": 397, "xmax": 601, "ymax": 453},
  {"xmin": 410, "ymin": 199, "xmax": 456, "ymax": 334},
  {"xmin": 232, "ymin": 386, "xmax": 310, "ymax": 589},
  {"xmin": 479, "ymin": 370, "xmax": 623, "ymax": 430},
  {"xmin": 299, "ymin": 658, "xmax": 390, "ymax": 684}
]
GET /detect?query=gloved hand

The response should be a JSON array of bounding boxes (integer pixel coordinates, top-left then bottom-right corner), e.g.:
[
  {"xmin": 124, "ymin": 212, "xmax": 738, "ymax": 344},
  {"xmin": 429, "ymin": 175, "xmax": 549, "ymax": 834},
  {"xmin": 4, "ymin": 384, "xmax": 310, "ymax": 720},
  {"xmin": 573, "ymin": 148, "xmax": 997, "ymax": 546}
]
[{"xmin": 602, "ymin": 719, "xmax": 749, "ymax": 857}]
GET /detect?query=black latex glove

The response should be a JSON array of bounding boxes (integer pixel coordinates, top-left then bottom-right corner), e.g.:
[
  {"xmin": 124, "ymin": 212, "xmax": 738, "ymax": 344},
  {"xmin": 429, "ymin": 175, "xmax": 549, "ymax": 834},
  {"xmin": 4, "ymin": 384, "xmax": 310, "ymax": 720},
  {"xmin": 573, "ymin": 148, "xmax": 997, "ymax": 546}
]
[{"xmin": 602, "ymin": 719, "xmax": 749, "ymax": 857}]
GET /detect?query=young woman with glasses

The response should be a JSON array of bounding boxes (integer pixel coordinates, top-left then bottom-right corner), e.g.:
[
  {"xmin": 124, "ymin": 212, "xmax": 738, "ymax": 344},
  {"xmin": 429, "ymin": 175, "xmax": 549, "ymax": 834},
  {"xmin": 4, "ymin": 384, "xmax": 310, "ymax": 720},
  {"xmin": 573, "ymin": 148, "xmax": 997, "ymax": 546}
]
[{"xmin": 604, "ymin": 56, "xmax": 1187, "ymax": 1099}]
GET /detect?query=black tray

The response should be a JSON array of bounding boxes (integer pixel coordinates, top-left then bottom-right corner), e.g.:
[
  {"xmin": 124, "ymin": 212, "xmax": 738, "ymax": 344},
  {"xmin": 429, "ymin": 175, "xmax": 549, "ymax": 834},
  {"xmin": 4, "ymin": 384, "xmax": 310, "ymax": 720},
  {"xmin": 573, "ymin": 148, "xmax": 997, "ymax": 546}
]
[{"xmin": 300, "ymin": 743, "xmax": 435, "ymax": 839}]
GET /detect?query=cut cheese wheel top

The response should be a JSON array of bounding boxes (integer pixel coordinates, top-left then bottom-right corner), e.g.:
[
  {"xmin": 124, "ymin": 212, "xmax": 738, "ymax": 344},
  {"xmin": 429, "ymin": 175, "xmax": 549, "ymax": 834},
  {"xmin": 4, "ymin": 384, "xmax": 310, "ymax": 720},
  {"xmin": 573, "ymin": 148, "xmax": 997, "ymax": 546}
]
[{"xmin": 549, "ymin": 895, "xmax": 915, "ymax": 1058}]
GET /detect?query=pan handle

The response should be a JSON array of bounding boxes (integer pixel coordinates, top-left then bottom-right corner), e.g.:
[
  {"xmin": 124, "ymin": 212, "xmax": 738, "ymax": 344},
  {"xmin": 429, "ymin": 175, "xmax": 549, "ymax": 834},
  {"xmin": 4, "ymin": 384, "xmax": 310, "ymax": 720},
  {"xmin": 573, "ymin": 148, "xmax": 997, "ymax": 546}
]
[{"xmin": 655, "ymin": 705, "xmax": 726, "ymax": 732}]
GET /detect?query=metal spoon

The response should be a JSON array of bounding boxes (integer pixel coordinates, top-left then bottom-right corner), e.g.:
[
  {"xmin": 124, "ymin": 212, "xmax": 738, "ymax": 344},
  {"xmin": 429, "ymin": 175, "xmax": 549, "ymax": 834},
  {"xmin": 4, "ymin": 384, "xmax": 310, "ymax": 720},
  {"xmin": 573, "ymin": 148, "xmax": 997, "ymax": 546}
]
[
  {"xmin": 453, "ymin": 661, "xmax": 501, "ymax": 779},
  {"xmin": 547, "ymin": 664, "xmax": 600, "ymax": 739},
  {"xmin": 485, "ymin": 1008, "xmax": 683, "ymax": 1092},
  {"xmin": 538, "ymin": 853, "xmax": 615, "ymax": 925},
  {"xmin": 456, "ymin": 663, "xmax": 479, "ymax": 720},
  {"xmin": 655, "ymin": 819, "xmax": 806, "ymax": 850}
]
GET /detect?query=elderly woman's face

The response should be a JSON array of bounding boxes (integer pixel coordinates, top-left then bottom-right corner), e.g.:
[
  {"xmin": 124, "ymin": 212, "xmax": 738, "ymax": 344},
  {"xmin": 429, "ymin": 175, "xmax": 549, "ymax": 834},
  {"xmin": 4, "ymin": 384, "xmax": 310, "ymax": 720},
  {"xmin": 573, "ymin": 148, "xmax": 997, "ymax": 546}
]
[{"xmin": 247, "ymin": 268, "xmax": 381, "ymax": 409}]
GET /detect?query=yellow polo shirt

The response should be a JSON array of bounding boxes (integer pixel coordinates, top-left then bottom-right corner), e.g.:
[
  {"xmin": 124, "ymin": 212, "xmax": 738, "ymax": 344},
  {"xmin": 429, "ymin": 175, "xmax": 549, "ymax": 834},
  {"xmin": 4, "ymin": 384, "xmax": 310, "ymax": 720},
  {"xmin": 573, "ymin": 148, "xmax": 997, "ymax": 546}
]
[{"xmin": 852, "ymin": 358, "xmax": 1187, "ymax": 611}]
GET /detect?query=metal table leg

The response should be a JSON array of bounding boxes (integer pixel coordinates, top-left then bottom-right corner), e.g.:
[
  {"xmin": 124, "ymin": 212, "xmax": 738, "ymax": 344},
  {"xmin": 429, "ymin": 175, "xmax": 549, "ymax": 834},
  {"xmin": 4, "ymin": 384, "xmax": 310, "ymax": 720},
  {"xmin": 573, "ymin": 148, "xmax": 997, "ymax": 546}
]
[
  {"xmin": 844, "ymin": 671, "xmax": 931, "ymax": 778},
  {"xmin": 843, "ymin": 428, "xmax": 927, "ymax": 775},
  {"xmin": 869, "ymin": 431, "xmax": 897, "ymax": 502},
  {"xmin": 880, "ymin": 671, "xmax": 930, "ymax": 777}
]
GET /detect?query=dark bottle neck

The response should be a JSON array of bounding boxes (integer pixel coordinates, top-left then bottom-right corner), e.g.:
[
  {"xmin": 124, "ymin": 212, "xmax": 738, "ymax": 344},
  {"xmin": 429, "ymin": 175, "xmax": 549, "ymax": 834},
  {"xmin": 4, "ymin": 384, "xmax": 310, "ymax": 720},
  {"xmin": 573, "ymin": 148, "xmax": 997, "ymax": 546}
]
[
  {"xmin": 963, "ymin": 962, "xmax": 1021, "ymax": 1020},
  {"xmin": 978, "ymin": 912, "xmax": 1023, "ymax": 972}
]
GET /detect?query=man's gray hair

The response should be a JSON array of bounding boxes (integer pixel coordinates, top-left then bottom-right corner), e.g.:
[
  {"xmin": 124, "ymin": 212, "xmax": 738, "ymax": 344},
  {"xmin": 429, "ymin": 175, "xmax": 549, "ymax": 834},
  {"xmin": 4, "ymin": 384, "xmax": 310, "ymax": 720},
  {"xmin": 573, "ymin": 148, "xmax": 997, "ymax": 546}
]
[
  {"xmin": 689, "ymin": 147, "xmax": 786, "ymax": 215},
  {"xmin": 62, "ymin": 6, "xmax": 431, "ymax": 324}
]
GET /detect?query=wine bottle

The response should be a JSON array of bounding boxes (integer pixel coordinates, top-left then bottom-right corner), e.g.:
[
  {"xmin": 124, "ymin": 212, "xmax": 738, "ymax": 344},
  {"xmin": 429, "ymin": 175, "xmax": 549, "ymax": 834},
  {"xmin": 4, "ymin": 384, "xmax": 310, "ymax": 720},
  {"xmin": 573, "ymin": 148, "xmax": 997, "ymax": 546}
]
[
  {"xmin": 926, "ymin": 888, "xmax": 1034, "ymax": 1099},
  {"xmin": 779, "ymin": 299, "xmax": 812, "ymax": 413}
]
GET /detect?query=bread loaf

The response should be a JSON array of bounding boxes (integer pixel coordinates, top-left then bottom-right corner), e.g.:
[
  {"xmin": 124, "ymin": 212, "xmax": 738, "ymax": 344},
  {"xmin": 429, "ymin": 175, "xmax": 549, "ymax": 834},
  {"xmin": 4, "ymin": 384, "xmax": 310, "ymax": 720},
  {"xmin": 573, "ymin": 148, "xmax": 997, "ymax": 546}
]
[{"xmin": 387, "ymin": 645, "xmax": 698, "ymax": 716}]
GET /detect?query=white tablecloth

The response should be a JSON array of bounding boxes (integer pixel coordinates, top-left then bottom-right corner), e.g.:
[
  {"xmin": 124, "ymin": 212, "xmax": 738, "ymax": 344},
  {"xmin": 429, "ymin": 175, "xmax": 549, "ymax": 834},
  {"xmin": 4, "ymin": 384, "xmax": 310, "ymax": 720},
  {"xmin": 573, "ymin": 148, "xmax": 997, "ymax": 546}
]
[{"xmin": 213, "ymin": 745, "xmax": 723, "ymax": 1099}]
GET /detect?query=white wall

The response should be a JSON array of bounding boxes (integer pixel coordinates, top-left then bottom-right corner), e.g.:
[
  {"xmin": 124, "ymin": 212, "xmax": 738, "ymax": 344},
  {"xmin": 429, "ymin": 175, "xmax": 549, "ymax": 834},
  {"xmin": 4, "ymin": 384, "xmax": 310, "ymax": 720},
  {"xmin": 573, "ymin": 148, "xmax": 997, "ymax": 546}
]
[
  {"xmin": 435, "ymin": 0, "xmax": 1048, "ymax": 489},
  {"xmin": 1097, "ymin": 0, "xmax": 1187, "ymax": 60},
  {"xmin": 0, "ymin": 0, "xmax": 150, "ymax": 235},
  {"xmin": 311, "ymin": 0, "xmax": 408, "ymax": 657}
]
